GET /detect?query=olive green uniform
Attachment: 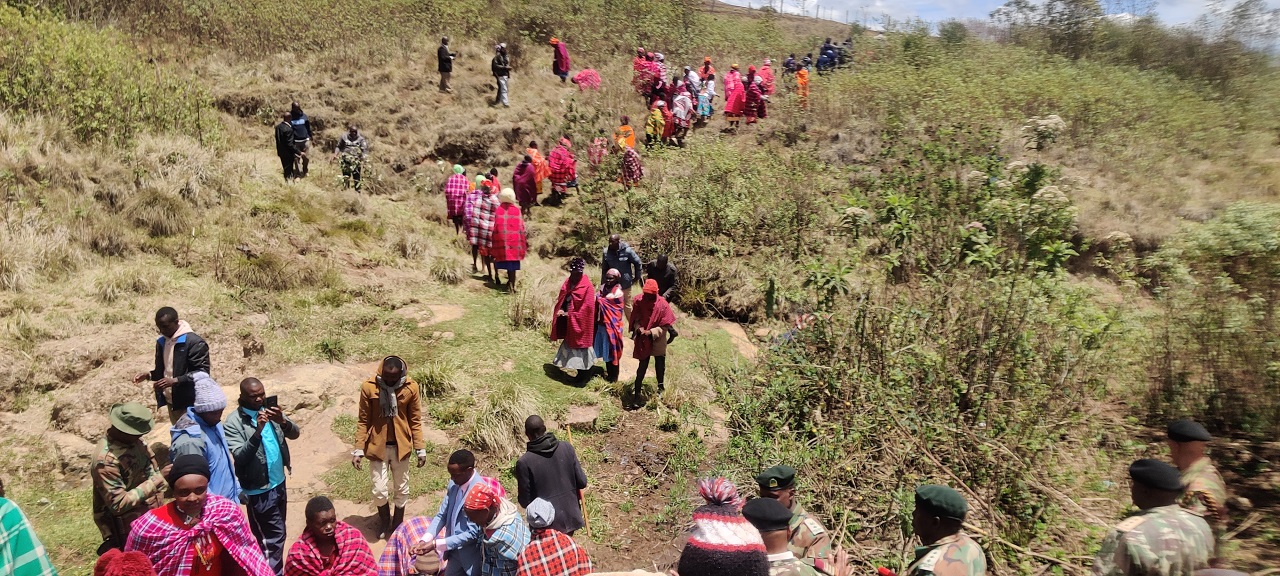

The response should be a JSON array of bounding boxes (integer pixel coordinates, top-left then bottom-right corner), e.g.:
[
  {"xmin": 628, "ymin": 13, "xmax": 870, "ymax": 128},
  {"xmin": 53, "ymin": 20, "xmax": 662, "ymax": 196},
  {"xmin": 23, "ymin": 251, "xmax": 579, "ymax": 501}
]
[
  {"xmin": 90, "ymin": 437, "xmax": 166, "ymax": 548},
  {"xmin": 1092, "ymin": 505, "xmax": 1213, "ymax": 576},
  {"xmin": 788, "ymin": 501, "xmax": 833, "ymax": 569},
  {"xmin": 906, "ymin": 533, "xmax": 987, "ymax": 576},
  {"xmin": 769, "ymin": 551, "xmax": 821, "ymax": 576},
  {"xmin": 1179, "ymin": 457, "xmax": 1229, "ymax": 537}
]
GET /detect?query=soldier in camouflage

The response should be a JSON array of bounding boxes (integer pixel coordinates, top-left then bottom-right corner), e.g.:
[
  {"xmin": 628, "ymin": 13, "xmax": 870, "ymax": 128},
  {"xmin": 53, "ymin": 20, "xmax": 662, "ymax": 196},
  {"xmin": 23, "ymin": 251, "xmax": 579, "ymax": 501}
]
[
  {"xmin": 1093, "ymin": 459, "xmax": 1213, "ymax": 576},
  {"xmin": 757, "ymin": 465, "xmax": 835, "ymax": 574},
  {"xmin": 90, "ymin": 402, "xmax": 170, "ymax": 554},
  {"xmin": 1166, "ymin": 419, "xmax": 1229, "ymax": 556},
  {"xmin": 905, "ymin": 485, "xmax": 986, "ymax": 576},
  {"xmin": 743, "ymin": 496, "xmax": 821, "ymax": 576}
]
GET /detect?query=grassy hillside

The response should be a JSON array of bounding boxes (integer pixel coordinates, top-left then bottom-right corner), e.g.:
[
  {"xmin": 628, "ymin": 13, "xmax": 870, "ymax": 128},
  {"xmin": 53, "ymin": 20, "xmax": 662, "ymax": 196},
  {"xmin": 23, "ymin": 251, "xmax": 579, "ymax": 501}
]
[{"xmin": 2, "ymin": 1, "xmax": 1280, "ymax": 574}]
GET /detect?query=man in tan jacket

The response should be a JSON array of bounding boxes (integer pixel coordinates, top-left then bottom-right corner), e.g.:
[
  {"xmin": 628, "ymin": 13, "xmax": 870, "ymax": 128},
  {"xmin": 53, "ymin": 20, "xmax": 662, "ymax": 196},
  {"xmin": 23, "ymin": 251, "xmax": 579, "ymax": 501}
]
[{"xmin": 352, "ymin": 355, "xmax": 426, "ymax": 538}]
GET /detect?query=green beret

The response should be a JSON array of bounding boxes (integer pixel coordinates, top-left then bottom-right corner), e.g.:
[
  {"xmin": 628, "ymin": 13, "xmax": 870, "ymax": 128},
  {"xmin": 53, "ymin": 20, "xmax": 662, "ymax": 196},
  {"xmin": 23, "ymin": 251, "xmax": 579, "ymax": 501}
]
[
  {"xmin": 1167, "ymin": 419, "xmax": 1212, "ymax": 442},
  {"xmin": 1129, "ymin": 459, "xmax": 1183, "ymax": 492},
  {"xmin": 915, "ymin": 485, "xmax": 968, "ymax": 521},
  {"xmin": 755, "ymin": 465, "xmax": 796, "ymax": 491},
  {"xmin": 741, "ymin": 497, "xmax": 793, "ymax": 532}
]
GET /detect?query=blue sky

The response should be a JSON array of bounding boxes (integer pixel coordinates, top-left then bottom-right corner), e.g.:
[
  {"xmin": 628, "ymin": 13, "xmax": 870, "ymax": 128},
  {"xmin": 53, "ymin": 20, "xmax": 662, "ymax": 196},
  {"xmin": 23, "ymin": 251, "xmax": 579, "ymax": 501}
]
[{"xmin": 720, "ymin": 0, "xmax": 1279, "ymax": 27}]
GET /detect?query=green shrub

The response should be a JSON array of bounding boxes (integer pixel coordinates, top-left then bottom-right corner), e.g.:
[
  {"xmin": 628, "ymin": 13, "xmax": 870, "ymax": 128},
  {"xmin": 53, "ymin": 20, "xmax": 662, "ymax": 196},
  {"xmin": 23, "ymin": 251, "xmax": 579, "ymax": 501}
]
[
  {"xmin": 0, "ymin": 6, "xmax": 215, "ymax": 144},
  {"xmin": 1146, "ymin": 203, "xmax": 1280, "ymax": 437},
  {"xmin": 316, "ymin": 338, "xmax": 347, "ymax": 361}
]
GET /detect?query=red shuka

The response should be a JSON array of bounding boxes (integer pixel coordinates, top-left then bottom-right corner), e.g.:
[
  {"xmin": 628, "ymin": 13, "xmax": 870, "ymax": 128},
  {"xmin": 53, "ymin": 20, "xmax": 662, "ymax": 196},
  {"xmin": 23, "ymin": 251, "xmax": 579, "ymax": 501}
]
[
  {"xmin": 490, "ymin": 203, "xmax": 527, "ymax": 262},
  {"xmin": 550, "ymin": 274, "xmax": 597, "ymax": 349}
]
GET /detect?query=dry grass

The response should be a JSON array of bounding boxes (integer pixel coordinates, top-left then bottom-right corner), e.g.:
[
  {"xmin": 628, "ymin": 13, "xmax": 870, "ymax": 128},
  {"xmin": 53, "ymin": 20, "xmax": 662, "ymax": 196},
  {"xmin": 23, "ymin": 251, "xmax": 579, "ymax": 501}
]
[
  {"xmin": 93, "ymin": 265, "xmax": 160, "ymax": 304},
  {"xmin": 463, "ymin": 380, "xmax": 542, "ymax": 457}
]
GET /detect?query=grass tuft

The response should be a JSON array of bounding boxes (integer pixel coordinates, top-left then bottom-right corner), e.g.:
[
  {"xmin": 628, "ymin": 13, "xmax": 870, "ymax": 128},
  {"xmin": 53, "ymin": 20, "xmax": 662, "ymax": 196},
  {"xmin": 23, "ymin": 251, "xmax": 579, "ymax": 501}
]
[
  {"xmin": 463, "ymin": 381, "xmax": 541, "ymax": 457},
  {"xmin": 125, "ymin": 187, "xmax": 193, "ymax": 237},
  {"xmin": 429, "ymin": 257, "xmax": 465, "ymax": 285},
  {"xmin": 93, "ymin": 266, "xmax": 159, "ymax": 304},
  {"xmin": 412, "ymin": 359, "xmax": 459, "ymax": 399}
]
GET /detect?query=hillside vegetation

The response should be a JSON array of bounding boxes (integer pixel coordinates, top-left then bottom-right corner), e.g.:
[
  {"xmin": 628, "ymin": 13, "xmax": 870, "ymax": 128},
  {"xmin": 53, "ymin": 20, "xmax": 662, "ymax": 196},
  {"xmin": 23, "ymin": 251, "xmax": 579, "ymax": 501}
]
[{"xmin": 1, "ymin": 0, "xmax": 1279, "ymax": 574}]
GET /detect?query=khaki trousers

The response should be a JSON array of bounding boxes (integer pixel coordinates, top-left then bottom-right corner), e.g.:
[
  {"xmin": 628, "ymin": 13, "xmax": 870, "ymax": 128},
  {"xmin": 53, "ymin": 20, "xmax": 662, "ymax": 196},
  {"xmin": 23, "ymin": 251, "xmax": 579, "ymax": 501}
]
[
  {"xmin": 370, "ymin": 455, "xmax": 411, "ymax": 508},
  {"xmin": 440, "ymin": 72, "xmax": 452, "ymax": 92}
]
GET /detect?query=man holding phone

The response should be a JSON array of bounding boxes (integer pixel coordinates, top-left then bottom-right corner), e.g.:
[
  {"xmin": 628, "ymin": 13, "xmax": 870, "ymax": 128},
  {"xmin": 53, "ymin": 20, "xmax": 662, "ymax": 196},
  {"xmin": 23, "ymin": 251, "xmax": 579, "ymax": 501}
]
[{"xmin": 225, "ymin": 377, "xmax": 301, "ymax": 576}]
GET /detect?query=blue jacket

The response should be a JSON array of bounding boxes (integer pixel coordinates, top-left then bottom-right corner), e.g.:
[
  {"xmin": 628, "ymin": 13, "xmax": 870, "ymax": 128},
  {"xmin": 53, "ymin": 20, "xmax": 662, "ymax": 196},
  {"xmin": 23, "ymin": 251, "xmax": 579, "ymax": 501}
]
[
  {"xmin": 427, "ymin": 472, "xmax": 482, "ymax": 576},
  {"xmin": 170, "ymin": 403, "xmax": 242, "ymax": 502},
  {"xmin": 601, "ymin": 241, "xmax": 643, "ymax": 290}
]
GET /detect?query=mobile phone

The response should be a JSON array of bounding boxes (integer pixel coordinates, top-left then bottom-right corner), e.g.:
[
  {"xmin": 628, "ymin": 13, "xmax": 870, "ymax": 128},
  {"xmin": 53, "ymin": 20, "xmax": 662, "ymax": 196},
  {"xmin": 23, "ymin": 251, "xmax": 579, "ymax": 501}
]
[{"xmin": 263, "ymin": 395, "xmax": 279, "ymax": 410}]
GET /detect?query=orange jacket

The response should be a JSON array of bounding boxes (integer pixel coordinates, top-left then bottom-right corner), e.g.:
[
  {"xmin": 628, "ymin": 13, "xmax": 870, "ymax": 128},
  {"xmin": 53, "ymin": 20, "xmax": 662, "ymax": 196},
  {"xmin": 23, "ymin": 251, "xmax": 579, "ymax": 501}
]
[{"xmin": 355, "ymin": 365, "xmax": 424, "ymax": 462}]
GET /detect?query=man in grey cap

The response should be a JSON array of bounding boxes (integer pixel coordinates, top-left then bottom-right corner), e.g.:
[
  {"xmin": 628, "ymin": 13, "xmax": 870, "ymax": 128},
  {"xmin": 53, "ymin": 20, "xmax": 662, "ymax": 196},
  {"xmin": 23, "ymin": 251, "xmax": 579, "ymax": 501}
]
[
  {"xmin": 91, "ymin": 402, "xmax": 171, "ymax": 554},
  {"xmin": 513, "ymin": 498, "xmax": 593, "ymax": 576},
  {"xmin": 1093, "ymin": 459, "xmax": 1213, "ymax": 576},
  {"xmin": 170, "ymin": 372, "xmax": 242, "ymax": 501}
]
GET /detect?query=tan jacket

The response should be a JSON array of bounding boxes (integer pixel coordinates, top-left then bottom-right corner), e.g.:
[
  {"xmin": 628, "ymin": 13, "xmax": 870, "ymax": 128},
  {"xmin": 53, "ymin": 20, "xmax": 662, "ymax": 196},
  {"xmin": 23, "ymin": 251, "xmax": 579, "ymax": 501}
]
[{"xmin": 355, "ymin": 372, "xmax": 424, "ymax": 462}]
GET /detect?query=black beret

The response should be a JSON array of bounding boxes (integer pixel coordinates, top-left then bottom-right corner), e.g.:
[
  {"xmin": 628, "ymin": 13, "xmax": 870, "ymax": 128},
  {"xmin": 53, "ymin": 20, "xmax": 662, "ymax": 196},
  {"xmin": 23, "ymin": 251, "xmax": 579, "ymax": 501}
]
[
  {"xmin": 755, "ymin": 465, "xmax": 796, "ymax": 491},
  {"xmin": 1129, "ymin": 459, "xmax": 1184, "ymax": 492},
  {"xmin": 915, "ymin": 485, "xmax": 967, "ymax": 520},
  {"xmin": 742, "ymin": 497, "xmax": 793, "ymax": 532},
  {"xmin": 168, "ymin": 453, "xmax": 211, "ymax": 485},
  {"xmin": 1167, "ymin": 419, "xmax": 1212, "ymax": 442}
]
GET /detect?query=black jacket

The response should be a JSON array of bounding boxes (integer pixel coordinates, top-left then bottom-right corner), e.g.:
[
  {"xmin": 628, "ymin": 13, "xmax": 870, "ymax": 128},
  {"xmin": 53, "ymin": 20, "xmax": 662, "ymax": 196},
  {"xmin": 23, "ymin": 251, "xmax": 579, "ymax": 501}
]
[
  {"xmin": 149, "ymin": 332, "xmax": 210, "ymax": 411},
  {"xmin": 515, "ymin": 433, "xmax": 588, "ymax": 534},
  {"xmin": 274, "ymin": 121, "xmax": 294, "ymax": 156},
  {"xmin": 491, "ymin": 53, "xmax": 510, "ymax": 78},
  {"xmin": 438, "ymin": 44, "xmax": 454, "ymax": 73}
]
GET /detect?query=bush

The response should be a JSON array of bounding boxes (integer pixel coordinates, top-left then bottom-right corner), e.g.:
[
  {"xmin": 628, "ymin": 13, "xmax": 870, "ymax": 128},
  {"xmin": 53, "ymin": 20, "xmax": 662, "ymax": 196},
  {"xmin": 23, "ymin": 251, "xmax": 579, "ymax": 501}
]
[
  {"xmin": 430, "ymin": 257, "xmax": 465, "ymax": 285},
  {"xmin": 0, "ymin": 6, "xmax": 215, "ymax": 144},
  {"xmin": 1146, "ymin": 202, "xmax": 1280, "ymax": 437},
  {"xmin": 412, "ymin": 360, "xmax": 459, "ymax": 399}
]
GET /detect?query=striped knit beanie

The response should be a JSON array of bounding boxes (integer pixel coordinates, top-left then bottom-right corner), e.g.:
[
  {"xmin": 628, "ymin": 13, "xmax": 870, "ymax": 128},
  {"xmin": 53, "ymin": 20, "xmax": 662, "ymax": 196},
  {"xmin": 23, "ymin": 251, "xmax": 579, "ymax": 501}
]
[{"xmin": 676, "ymin": 478, "xmax": 768, "ymax": 576}]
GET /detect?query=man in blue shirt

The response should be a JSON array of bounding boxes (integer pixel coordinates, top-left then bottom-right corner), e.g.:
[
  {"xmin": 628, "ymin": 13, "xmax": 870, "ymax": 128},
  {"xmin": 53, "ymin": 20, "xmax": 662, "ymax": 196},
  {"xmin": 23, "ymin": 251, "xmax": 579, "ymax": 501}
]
[
  {"xmin": 170, "ymin": 372, "xmax": 241, "ymax": 503},
  {"xmin": 224, "ymin": 377, "xmax": 301, "ymax": 576},
  {"xmin": 417, "ymin": 450, "xmax": 483, "ymax": 576}
]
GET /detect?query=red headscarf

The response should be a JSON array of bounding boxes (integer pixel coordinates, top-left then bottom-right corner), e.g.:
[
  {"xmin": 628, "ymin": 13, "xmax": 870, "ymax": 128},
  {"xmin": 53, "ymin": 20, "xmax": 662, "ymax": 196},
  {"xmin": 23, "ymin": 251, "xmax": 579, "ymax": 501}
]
[
  {"xmin": 551, "ymin": 271, "xmax": 597, "ymax": 349},
  {"xmin": 464, "ymin": 482, "xmax": 498, "ymax": 511}
]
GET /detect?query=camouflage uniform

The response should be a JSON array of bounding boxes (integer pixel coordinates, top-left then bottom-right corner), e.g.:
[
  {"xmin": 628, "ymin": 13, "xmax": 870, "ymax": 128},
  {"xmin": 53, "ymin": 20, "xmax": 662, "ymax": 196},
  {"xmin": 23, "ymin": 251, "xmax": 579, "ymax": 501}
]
[
  {"xmin": 788, "ymin": 501, "xmax": 833, "ymax": 570},
  {"xmin": 906, "ymin": 533, "xmax": 987, "ymax": 576},
  {"xmin": 1179, "ymin": 457, "xmax": 1229, "ymax": 537},
  {"xmin": 1092, "ymin": 504, "xmax": 1213, "ymax": 576},
  {"xmin": 768, "ymin": 552, "xmax": 821, "ymax": 576},
  {"xmin": 90, "ymin": 437, "xmax": 166, "ymax": 548}
]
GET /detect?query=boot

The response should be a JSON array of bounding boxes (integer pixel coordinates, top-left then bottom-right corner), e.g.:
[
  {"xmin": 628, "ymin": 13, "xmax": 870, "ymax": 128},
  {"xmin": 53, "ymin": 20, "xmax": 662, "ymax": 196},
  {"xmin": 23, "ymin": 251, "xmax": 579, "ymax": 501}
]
[
  {"xmin": 376, "ymin": 504, "xmax": 391, "ymax": 539},
  {"xmin": 392, "ymin": 506, "xmax": 405, "ymax": 533}
]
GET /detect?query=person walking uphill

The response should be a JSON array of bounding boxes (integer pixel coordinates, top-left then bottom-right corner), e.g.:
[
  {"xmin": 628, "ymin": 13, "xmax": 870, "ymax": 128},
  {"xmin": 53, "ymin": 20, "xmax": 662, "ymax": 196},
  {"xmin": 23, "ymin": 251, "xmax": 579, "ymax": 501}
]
[
  {"xmin": 134, "ymin": 306, "xmax": 211, "ymax": 424},
  {"xmin": 492, "ymin": 44, "xmax": 511, "ymax": 108},
  {"xmin": 169, "ymin": 372, "xmax": 241, "ymax": 502},
  {"xmin": 445, "ymin": 165, "xmax": 470, "ymax": 235},
  {"xmin": 438, "ymin": 37, "xmax": 457, "ymax": 93},
  {"xmin": 513, "ymin": 156, "xmax": 537, "ymax": 217},
  {"xmin": 490, "ymin": 188, "xmax": 528, "ymax": 291},
  {"xmin": 1093, "ymin": 460, "xmax": 1212, "ymax": 576},
  {"xmin": 275, "ymin": 113, "xmax": 296, "ymax": 181},
  {"xmin": 515, "ymin": 416, "xmax": 588, "ymax": 536},
  {"xmin": 353, "ymin": 356, "xmax": 427, "ymax": 539},
  {"xmin": 547, "ymin": 138, "xmax": 577, "ymax": 203},
  {"xmin": 629, "ymin": 279, "xmax": 676, "ymax": 404},
  {"xmin": 551, "ymin": 38, "xmax": 571, "ymax": 83},
  {"xmin": 290, "ymin": 102, "xmax": 313, "ymax": 178},
  {"xmin": 92, "ymin": 402, "xmax": 171, "ymax": 554},
  {"xmin": 225, "ymin": 378, "xmax": 302, "ymax": 576},
  {"xmin": 550, "ymin": 258, "xmax": 597, "ymax": 379},
  {"xmin": 1167, "ymin": 418, "xmax": 1229, "ymax": 559}
]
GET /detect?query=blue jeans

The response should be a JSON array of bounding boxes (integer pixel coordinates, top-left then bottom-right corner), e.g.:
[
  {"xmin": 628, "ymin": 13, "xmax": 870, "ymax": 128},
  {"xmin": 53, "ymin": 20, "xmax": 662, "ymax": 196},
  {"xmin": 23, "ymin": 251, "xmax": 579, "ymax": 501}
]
[{"xmin": 247, "ymin": 483, "xmax": 287, "ymax": 576}]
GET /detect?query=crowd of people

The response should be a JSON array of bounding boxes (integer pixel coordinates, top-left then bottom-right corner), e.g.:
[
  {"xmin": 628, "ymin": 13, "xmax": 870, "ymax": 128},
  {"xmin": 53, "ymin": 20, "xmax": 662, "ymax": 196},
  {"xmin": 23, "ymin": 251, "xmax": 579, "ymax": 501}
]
[
  {"xmin": 0, "ymin": 371, "xmax": 1238, "ymax": 576},
  {"xmin": 0, "ymin": 30, "xmax": 1247, "ymax": 576}
]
